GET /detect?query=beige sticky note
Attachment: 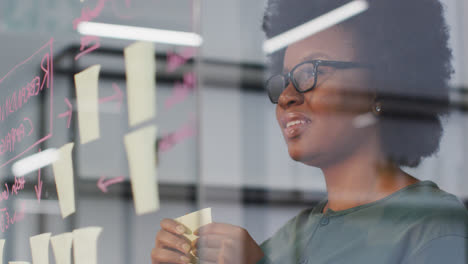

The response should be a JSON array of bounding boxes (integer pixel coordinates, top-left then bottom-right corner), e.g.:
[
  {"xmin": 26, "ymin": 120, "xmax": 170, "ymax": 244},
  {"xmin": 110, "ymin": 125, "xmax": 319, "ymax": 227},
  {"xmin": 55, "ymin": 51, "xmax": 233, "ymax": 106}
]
[
  {"xmin": 0, "ymin": 239, "xmax": 5, "ymax": 264},
  {"xmin": 73, "ymin": 227, "xmax": 102, "ymax": 264},
  {"xmin": 75, "ymin": 65, "xmax": 101, "ymax": 144},
  {"xmin": 53, "ymin": 143, "xmax": 76, "ymax": 218},
  {"xmin": 175, "ymin": 208, "xmax": 212, "ymax": 242},
  {"xmin": 51, "ymin": 233, "xmax": 73, "ymax": 264},
  {"xmin": 124, "ymin": 125, "xmax": 159, "ymax": 215},
  {"xmin": 30, "ymin": 233, "xmax": 51, "ymax": 264},
  {"xmin": 9, "ymin": 262, "xmax": 30, "ymax": 264},
  {"xmin": 124, "ymin": 42, "xmax": 156, "ymax": 127}
]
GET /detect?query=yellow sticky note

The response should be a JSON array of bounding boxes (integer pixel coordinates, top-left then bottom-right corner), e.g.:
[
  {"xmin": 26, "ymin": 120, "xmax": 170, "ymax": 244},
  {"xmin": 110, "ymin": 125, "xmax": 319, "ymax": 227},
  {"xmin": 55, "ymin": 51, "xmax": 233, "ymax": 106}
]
[
  {"xmin": 73, "ymin": 227, "xmax": 102, "ymax": 264},
  {"xmin": 175, "ymin": 208, "xmax": 212, "ymax": 242},
  {"xmin": 124, "ymin": 125, "xmax": 159, "ymax": 215},
  {"xmin": 51, "ymin": 233, "xmax": 73, "ymax": 264},
  {"xmin": 75, "ymin": 65, "xmax": 101, "ymax": 144},
  {"xmin": 53, "ymin": 143, "xmax": 76, "ymax": 218},
  {"xmin": 30, "ymin": 233, "xmax": 51, "ymax": 264},
  {"xmin": 0, "ymin": 239, "xmax": 5, "ymax": 264},
  {"xmin": 124, "ymin": 41, "xmax": 156, "ymax": 127}
]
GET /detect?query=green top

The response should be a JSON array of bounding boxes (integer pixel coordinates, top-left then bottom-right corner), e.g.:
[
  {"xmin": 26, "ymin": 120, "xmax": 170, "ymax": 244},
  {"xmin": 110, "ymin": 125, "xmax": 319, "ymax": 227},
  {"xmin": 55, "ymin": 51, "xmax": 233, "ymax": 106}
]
[{"xmin": 258, "ymin": 181, "xmax": 468, "ymax": 264}]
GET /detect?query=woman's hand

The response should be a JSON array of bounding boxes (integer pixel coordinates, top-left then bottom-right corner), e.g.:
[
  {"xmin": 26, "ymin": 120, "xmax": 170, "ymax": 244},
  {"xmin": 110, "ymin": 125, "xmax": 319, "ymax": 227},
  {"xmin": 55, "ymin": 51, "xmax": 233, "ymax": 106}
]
[
  {"xmin": 192, "ymin": 222, "xmax": 265, "ymax": 264},
  {"xmin": 151, "ymin": 218, "xmax": 193, "ymax": 264}
]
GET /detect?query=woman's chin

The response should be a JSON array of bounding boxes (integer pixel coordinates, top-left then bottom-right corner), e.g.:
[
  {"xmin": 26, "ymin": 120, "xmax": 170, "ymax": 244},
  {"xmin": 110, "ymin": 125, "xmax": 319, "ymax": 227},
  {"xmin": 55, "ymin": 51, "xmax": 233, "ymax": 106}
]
[
  {"xmin": 288, "ymin": 146, "xmax": 322, "ymax": 166},
  {"xmin": 288, "ymin": 147, "xmax": 309, "ymax": 162}
]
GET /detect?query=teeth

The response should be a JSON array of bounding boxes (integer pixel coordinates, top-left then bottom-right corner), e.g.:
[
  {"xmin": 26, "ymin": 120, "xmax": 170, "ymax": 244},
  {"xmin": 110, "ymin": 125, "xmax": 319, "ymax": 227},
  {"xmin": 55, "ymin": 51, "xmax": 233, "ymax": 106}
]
[{"xmin": 286, "ymin": 120, "xmax": 308, "ymax": 128}]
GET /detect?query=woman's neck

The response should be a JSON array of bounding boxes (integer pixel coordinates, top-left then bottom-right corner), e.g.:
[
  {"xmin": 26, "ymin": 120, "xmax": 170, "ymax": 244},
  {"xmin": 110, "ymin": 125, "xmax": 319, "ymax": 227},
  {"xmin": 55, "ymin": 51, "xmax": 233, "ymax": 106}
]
[{"xmin": 320, "ymin": 142, "xmax": 418, "ymax": 213}]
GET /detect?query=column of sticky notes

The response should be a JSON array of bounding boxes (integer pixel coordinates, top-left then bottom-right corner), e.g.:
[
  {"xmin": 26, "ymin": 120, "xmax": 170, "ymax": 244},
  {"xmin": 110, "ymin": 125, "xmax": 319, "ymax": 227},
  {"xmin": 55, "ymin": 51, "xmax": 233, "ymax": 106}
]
[
  {"xmin": 123, "ymin": 42, "xmax": 159, "ymax": 215},
  {"xmin": 0, "ymin": 228, "xmax": 101, "ymax": 264},
  {"xmin": 52, "ymin": 41, "xmax": 160, "ymax": 219}
]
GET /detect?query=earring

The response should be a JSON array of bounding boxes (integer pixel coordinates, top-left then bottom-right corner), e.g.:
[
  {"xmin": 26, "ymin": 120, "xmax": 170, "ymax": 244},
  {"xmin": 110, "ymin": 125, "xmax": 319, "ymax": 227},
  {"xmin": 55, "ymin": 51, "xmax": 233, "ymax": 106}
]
[{"xmin": 372, "ymin": 101, "xmax": 382, "ymax": 116}]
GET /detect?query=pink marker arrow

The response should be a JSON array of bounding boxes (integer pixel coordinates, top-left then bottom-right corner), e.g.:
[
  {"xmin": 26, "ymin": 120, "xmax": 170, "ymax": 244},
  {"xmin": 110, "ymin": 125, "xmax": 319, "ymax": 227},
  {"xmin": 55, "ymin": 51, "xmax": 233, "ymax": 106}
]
[
  {"xmin": 58, "ymin": 98, "xmax": 73, "ymax": 128},
  {"xmin": 34, "ymin": 167, "xmax": 43, "ymax": 203},
  {"xmin": 99, "ymin": 83, "xmax": 124, "ymax": 110},
  {"xmin": 97, "ymin": 176, "xmax": 125, "ymax": 193}
]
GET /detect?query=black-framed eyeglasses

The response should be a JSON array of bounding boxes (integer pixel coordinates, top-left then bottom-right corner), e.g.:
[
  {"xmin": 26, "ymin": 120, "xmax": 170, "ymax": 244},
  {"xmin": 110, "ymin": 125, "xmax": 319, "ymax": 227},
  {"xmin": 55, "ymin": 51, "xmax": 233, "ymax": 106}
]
[{"xmin": 266, "ymin": 60, "xmax": 372, "ymax": 104}]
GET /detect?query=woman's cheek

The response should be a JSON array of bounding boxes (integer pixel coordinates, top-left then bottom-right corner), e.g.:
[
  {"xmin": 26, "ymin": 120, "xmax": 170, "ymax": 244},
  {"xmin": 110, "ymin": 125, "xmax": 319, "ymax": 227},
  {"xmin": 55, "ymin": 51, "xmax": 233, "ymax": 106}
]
[{"xmin": 275, "ymin": 105, "xmax": 282, "ymax": 125}]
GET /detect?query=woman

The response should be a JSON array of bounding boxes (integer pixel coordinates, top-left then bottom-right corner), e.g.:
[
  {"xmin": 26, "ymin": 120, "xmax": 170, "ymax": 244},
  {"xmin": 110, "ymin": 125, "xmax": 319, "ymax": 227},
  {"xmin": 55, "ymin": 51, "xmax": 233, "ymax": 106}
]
[{"xmin": 151, "ymin": 0, "xmax": 468, "ymax": 263}]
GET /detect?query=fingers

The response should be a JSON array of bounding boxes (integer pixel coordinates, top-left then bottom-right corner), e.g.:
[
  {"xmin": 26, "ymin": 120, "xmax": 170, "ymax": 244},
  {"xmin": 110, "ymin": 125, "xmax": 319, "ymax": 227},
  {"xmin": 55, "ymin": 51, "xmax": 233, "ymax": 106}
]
[
  {"xmin": 155, "ymin": 220, "xmax": 252, "ymax": 264},
  {"xmin": 195, "ymin": 240, "xmax": 235, "ymax": 264},
  {"xmin": 195, "ymin": 222, "xmax": 246, "ymax": 238},
  {"xmin": 157, "ymin": 231, "xmax": 192, "ymax": 255},
  {"xmin": 154, "ymin": 218, "xmax": 192, "ymax": 261},
  {"xmin": 151, "ymin": 247, "xmax": 191, "ymax": 264},
  {"xmin": 195, "ymin": 247, "xmax": 219, "ymax": 262},
  {"xmin": 192, "ymin": 234, "xmax": 225, "ymax": 249},
  {"xmin": 161, "ymin": 218, "xmax": 191, "ymax": 236}
]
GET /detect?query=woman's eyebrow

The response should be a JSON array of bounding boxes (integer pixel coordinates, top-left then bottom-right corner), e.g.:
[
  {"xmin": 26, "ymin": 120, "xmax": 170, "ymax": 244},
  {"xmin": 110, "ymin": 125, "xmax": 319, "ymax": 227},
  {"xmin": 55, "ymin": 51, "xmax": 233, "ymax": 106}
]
[
  {"xmin": 282, "ymin": 52, "xmax": 330, "ymax": 73},
  {"xmin": 301, "ymin": 52, "xmax": 330, "ymax": 62}
]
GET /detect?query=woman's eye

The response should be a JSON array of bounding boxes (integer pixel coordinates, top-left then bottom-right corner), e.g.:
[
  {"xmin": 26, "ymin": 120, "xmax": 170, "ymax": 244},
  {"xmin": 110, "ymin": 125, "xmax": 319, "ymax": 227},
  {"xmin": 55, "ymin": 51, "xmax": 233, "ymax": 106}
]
[
  {"xmin": 302, "ymin": 69, "xmax": 316, "ymax": 77},
  {"xmin": 316, "ymin": 70, "xmax": 326, "ymax": 75},
  {"xmin": 317, "ymin": 66, "xmax": 333, "ymax": 75},
  {"xmin": 303, "ymin": 71, "xmax": 315, "ymax": 77}
]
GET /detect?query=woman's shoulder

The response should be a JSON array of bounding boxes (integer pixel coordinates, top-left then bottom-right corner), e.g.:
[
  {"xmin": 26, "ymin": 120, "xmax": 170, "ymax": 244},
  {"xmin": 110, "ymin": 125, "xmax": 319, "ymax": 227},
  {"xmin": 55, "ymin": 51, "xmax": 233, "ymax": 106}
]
[
  {"xmin": 400, "ymin": 180, "xmax": 468, "ymax": 223},
  {"xmin": 398, "ymin": 184, "xmax": 468, "ymax": 263},
  {"xmin": 415, "ymin": 193, "xmax": 466, "ymax": 231},
  {"xmin": 391, "ymin": 181, "xmax": 468, "ymax": 252}
]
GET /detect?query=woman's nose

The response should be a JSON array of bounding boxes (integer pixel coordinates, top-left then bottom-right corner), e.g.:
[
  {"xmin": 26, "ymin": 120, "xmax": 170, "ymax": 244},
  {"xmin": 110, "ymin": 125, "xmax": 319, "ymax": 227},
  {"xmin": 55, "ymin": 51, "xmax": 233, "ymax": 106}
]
[{"xmin": 278, "ymin": 82, "xmax": 304, "ymax": 109}]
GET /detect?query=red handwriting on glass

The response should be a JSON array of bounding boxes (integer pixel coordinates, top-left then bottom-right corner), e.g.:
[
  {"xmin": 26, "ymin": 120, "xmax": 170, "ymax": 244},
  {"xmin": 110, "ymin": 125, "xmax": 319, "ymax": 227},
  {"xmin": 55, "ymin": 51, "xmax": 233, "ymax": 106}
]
[
  {"xmin": 166, "ymin": 48, "xmax": 196, "ymax": 73},
  {"xmin": 73, "ymin": 0, "xmax": 132, "ymax": 29},
  {"xmin": 97, "ymin": 176, "xmax": 125, "ymax": 193},
  {"xmin": 0, "ymin": 118, "xmax": 34, "ymax": 156},
  {"xmin": 58, "ymin": 98, "xmax": 73, "ymax": 128},
  {"xmin": 73, "ymin": 0, "xmax": 108, "ymax": 60},
  {"xmin": 73, "ymin": 0, "xmax": 133, "ymax": 60},
  {"xmin": 164, "ymin": 72, "xmax": 196, "ymax": 110},
  {"xmin": 35, "ymin": 159, "xmax": 43, "ymax": 203},
  {"xmin": 0, "ymin": 202, "xmax": 25, "ymax": 233},
  {"xmin": 75, "ymin": 35, "xmax": 101, "ymax": 61},
  {"xmin": 0, "ymin": 40, "xmax": 53, "ymax": 170},
  {"xmin": 73, "ymin": 0, "xmax": 109, "ymax": 30},
  {"xmin": 0, "ymin": 52, "xmax": 51, "ymax": 123},
  {"xmin": 98, "ymin": 83, "xmax": 124, "ymax": 109},
  {"xmin": 0, "ymin": 177, "xmax": 26, "ymax": 203},
  {"xmin": 0, "ymin": 76, "xmax": 41, "ymax": 121},
  {"xmin": 0, "ymin": 186, "xmax": 7, "ymax": 201},
  {"xmin": 24, "ymin": 117, "xmax": 34, "ymax": 136},
  {"xmin": 159, "ymin": 120, "xmax": 196, "ymax": 153},
  {"xmin": 0, "ymin": 123, "xmax": 25, "ymax": 155},
  {"xmin": 11, "ymin": 176, "xmax": 25, "ymax": 195}
]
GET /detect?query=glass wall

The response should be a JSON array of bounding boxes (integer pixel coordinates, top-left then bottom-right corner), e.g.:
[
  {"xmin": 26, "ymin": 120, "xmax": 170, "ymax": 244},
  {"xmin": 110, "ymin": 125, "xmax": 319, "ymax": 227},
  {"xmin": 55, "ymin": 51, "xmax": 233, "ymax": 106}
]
[{"xmin": 0, "ymin": 0, "xmax": 466, "ymax": 263}]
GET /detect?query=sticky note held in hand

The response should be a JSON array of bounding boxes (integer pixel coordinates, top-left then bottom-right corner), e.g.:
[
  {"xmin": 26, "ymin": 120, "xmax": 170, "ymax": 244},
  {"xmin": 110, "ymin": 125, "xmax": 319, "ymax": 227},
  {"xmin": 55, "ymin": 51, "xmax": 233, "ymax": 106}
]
[
  {"xmin": 174, "ymin": 208, "xmax": 212, "ymax": 242},
  {"xmin": 174, "ymin": 208, "xmax": 212, "ymax": 264}
]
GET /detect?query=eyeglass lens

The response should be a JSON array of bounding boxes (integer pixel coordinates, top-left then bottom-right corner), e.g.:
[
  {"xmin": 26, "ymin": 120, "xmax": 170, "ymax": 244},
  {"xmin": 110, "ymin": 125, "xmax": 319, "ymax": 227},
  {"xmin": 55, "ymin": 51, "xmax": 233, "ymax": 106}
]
[
  {"xmin": 293, "ymin": 63, "xmax": 317, "ymax": 92},
  {"xmin": 267, "ymin": 62, "xmax": 318, "ymax": 103},
  {"xmin": 267, "ymin": 75, "xmax": 286, "ymax": 103}
]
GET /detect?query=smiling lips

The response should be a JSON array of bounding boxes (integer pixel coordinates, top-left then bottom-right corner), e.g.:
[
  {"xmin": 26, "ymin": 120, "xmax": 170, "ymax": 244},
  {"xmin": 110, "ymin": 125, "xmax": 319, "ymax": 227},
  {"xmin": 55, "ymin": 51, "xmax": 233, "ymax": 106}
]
[{"xmin": 281, "ymin": 113, "xmax": 312, "ymax": 139}]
